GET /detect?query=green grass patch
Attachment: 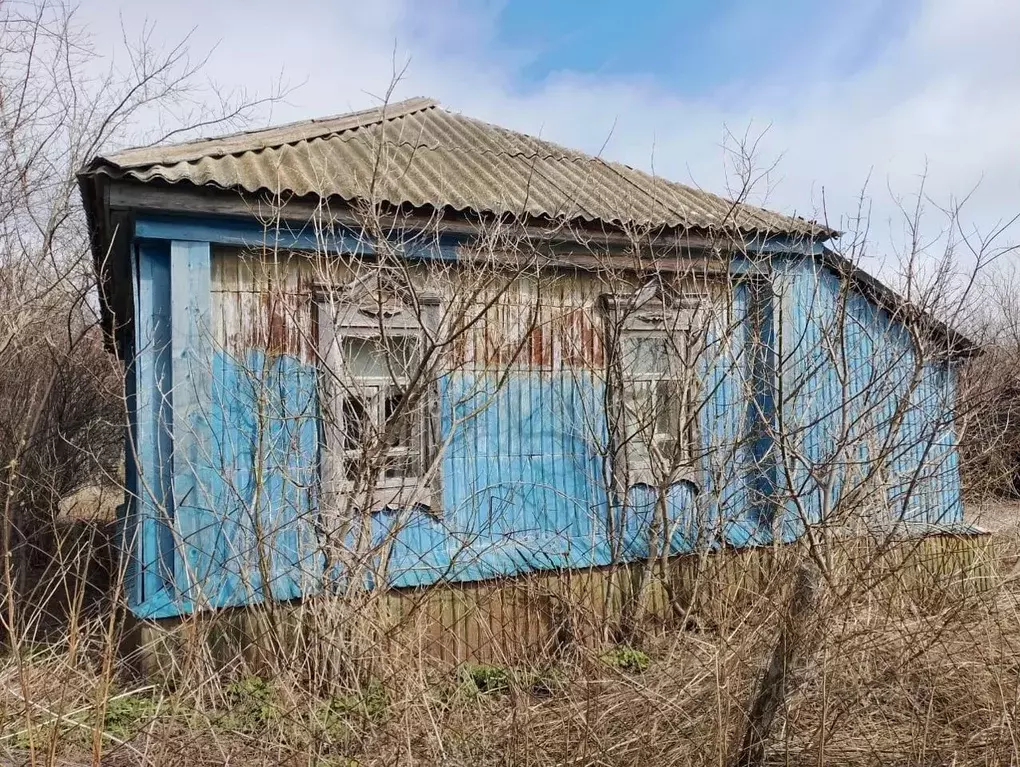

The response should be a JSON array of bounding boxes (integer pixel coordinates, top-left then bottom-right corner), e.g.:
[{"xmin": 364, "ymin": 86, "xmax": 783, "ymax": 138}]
[{"xmin": 600, "ymin": 646, "xmax": 651, "ymax": 674}]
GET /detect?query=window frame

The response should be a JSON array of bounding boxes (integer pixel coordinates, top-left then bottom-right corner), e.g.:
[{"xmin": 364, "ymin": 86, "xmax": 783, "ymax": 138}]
[
  {"xmin": 602, "ymin": 289, "xmax": 706, "ymax": 488},
  {"xmin": 316, "ymin": 293, "xmax": 440, "ymax": 511}
]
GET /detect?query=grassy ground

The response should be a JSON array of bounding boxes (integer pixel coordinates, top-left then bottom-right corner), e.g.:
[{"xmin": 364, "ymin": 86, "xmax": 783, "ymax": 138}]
[{"xmin": 2, "ymin": 505, "xmax": 1018, "ymax": 766}]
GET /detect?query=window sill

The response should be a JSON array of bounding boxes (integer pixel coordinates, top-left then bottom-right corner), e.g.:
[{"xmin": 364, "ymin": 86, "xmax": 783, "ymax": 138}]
[
  {"xmin": 321, "ymin": 480, "xmax": 440, "ymax": 515},
  {"xmin": 622, "ymin": 465, "xmax": 700, "ymax": 491}
]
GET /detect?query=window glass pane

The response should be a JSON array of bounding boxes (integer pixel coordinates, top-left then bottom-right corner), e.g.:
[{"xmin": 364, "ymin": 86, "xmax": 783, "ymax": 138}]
[
  {"xmin": 340, "ymin": 394, "xmax": 368, "ymax": 451},
  {"xmin": 654, "ymin": 437, "xmax": 678, "ymax": 462},
  {"xmin": 622, "ymin": 380, "xmax": 654, "ymax": 437},
  {"xmin": 341, "ymin": 335, "xmax": 417, "ymax": 379},
  {"xmin": 341, "ymin": 337, "xmax": 383, "ymax": 377},
  {"xmin": 620, "ymin": 332, "xmax": 694, "ymax": 379},
  {"xmin": 655, "ymin": 380, "xmax": 682, "ymax": 437},
  {"xmin": 381, "ymin": 335, "xmax": 418, "ymax": 378},
  {"xmin": 620, "ymin": 336, "xmax": 667, "ymax": 376},
  {"xmin": 383, "ymin": 453, "xmax": 416, "ymax": 480},
  {"xmin": 620, "ymin": 385, "xmax": 652, "ymax": 470},
  {"xmin": 383, "ymin": 386, "xmax": 419, "ymax": 478},
  {"xmin": 383, "ymin": 386, "xmax": 413, "ymax": 448}
]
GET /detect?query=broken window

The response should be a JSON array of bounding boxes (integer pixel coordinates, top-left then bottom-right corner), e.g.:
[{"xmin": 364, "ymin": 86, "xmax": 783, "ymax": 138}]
[
  {"xmin": 333, "ymin": 334, "xmax": 421, "ymax": 481},
  {"xmin": 317, "ymin": 296, "xmax": 436, "ymax": 509}
]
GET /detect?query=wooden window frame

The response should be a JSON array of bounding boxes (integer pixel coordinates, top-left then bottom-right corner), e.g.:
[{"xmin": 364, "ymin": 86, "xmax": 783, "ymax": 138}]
[
  {"xmin": 316, "ymin": 294, "xmax": 441, "ymax": 511},
  {"xmin": 601, "ymin": 289, "xmax": 705, "ymax": 488}
]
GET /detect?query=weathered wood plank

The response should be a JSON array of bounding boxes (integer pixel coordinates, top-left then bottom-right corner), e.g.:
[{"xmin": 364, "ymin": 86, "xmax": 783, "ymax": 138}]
[
  {"xmin": 170, "ymin": 240, "xmax": 216, "ymax": 604},
  {"xmin": 131, "ymin": 534, "xmax": 998, "ymax": 675},
  {"xmin": 134, "ymin": 240, "xmax": 175, "ymax": 603}
]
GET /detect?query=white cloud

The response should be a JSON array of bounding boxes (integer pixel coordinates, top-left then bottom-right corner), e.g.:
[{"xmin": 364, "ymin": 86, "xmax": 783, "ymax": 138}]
[{"xmin": 79, "ymin": 0, "xmax": 1020, "ymax": 272}]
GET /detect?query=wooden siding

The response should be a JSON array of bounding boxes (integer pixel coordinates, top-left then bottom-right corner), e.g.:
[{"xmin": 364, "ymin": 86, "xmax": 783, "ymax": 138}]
[
  {"xmin": 131, "ymin": 532, "xmax": 998, "ymax": 673},
  {"xmin": 211, "ymin": 250, "xmax": 316, "ymax": 363},
  {"xmin": 445, "ymin": 273, "xmax": 606, "ymax": 370},
  {"xmin": 124, "ymin": 242, "xmax": 969, "ymax": 622},
  {"xmin": 204, "ymin": 250, "xmax": 321, "ymax": 607},
  {"xmin": 775, "ymin": 257, "xmax": 964, "ymax": 538},
  {"xmin": 128, "ymin": 240, "xmax": 175, "ymax": 606}
]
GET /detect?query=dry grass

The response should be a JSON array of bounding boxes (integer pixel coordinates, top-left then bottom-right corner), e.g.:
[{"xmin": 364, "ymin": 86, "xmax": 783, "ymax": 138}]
[
  {"xmin": 0, "ymin": 522, "xmax": 1017, "ymax": 766},
  {"xmin": 968, "ymin": 499, "xmax": 1020, "ymax": 535}
]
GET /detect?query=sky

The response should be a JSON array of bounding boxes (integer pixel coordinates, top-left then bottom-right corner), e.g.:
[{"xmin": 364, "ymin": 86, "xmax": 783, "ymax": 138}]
[{"xmin": 78, "ymin": 0, "xmax": 1020, "ymax": 276}]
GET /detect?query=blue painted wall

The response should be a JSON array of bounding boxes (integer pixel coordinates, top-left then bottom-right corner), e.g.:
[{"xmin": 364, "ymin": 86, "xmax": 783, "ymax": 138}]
[
  {"xmin": 127, "ymin": 240, "xmax": 175, "ymax": 610},
  {"xmin": 774, "ymin": 257, "xmax": 963, "ymax": 539},
  {"xmin": 123, "ymin": 222, "xmax": 967, "ymax": 618},
  {"xmin": 201, "ymin": 349, "xmax": 322, "ymax": 606}
]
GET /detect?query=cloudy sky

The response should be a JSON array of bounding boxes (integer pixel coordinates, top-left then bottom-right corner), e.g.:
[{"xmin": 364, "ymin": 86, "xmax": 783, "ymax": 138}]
[{"xmin": 80, "ymin": 0, "xmax": 1020, "ymax": 272}]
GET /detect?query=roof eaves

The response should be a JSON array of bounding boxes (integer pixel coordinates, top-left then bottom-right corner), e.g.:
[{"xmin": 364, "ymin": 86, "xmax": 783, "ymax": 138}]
[{"xmin": 821, "ymin": 248, "xmax": 980, "ymax": 358}]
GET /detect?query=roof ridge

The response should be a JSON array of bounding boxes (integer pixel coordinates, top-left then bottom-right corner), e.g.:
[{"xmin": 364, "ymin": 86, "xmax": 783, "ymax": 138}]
[
  {"xmin": 394, "ymin": 107, "xmax": 738, "ymax": 213},
  {"xmin": 317, "ymin": 105, "xmax": 589, "ymax": 165},
  {"xmin": 450, "ymin": 109, "xmax": 594, "ymax": 162},
  {"xmin": 376, "ymin": 108, "xmax": 755, "ymax": 226}
]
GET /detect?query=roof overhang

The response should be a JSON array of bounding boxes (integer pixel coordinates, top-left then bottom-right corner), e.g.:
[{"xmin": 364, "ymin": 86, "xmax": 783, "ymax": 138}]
[{"xmin": 79, "ymin": 174, "xmax": 978, "ymax": 361}]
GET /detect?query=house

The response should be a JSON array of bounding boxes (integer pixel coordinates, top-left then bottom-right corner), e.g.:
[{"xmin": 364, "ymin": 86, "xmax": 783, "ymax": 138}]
[{"xmin": 79, "ymin": 98, "xmax": 979, "ymax": 648}]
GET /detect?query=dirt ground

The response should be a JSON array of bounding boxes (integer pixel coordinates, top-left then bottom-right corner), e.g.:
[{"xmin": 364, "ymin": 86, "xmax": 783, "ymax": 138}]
[{"xmin": 967, "ymin": 497, "xmax": 1020, "ymax": 533}]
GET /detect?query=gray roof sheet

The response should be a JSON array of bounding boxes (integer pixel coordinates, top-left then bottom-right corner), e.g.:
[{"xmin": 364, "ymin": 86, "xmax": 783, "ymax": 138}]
[{"xmin": 85, "ymin": 97, "xmax": 830, "ymax": 238}]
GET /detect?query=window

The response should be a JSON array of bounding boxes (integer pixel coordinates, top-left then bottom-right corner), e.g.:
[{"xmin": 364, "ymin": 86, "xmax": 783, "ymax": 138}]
[
  {"xmin": 620, "ymin": 334, "xmax": 689, "ymax": 466},
  {"xmin": 333, "ymin": 334, "xmax": 421, "ymax": 481},
  {"xmin": 603, "ymin": 289, "xmax": 704, "ymax": 486},
  {"xmin": 317, "ymin": 296, "xmax": 437, "ymax": 509}
]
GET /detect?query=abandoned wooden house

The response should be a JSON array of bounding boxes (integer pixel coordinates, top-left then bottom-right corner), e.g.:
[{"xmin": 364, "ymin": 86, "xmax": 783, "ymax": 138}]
[{"xmin": 79, "ymin": 98, "xmax": 982, "ymax": 659}]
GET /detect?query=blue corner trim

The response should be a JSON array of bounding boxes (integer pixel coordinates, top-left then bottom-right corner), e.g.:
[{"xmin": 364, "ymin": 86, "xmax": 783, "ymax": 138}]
[{"xmin": 133, "ymin": 239, "xmax": 175, "ymax": 607}]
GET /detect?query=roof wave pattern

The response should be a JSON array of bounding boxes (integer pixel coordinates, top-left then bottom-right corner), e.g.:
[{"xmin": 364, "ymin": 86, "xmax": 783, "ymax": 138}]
[{"xmin": 86, "ymin": 97, "xmax": 829, "ymax": 237}]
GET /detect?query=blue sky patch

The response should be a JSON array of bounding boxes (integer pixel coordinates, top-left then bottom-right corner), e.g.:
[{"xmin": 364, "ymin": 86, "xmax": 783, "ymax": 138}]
[{"xmin": 493, "ymin": 0, "xmax": 916, "ymax": 94}]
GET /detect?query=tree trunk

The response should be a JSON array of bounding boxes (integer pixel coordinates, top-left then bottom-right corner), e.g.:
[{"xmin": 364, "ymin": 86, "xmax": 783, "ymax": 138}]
[{"xmin": 732, "ymin": 559, "xmax": 824, "ymax": 767}]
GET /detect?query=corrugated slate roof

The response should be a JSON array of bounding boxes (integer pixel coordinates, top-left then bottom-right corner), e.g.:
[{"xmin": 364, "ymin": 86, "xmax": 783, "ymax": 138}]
[{"xmin": 84, "ymin": 97, "xmax": 830, "ymax": 238}]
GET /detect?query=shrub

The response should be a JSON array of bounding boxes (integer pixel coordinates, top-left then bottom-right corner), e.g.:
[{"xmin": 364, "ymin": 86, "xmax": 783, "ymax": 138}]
[
  {"xmin": 600, "ymin": 646, "xmax": 651, "ymax": 674},
  {"xmin": 102, "ymin": 693, "xmax": 159, "ymax": 738},
  {"xmin": 325, "ymin": 678, "xmax": 388, "ymax": 723},
  {"xmin": 223, "ymin": 676, "xmax": 279, "ymax": 731}
]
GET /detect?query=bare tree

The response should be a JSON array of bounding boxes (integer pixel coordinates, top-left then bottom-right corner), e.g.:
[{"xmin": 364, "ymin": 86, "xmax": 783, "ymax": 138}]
[
  {"xmin": 1, "ymin": 16, "xmax": 1018, "ymax": 762},
  {"xmin": 0, "ymin": 2, "xmax": 288, "ymax": 761}
]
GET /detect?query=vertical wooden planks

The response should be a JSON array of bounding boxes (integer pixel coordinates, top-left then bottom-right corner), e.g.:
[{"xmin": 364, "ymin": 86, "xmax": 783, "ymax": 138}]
[
  {"xmin": 207, "ymin": 247, "xmax": 323, "ymax": 604},
  {"xmin": 134, "ymin": 240, "xmax": 175, "ymax": 606},
  {"xmin": 170, "ymin": 240, "xmax": 217, "ymax": 604},
  {"xmin": 774, "ymin": 255, "xmax": 967, "ymax": 535}
]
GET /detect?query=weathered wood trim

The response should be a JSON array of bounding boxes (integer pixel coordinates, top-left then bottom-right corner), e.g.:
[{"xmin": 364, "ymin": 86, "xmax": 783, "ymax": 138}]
[
  {"xmin": 170, "ymin": 240, "xmax": 215, "ymax": 602},
  {"xmin": 137, "ymin": 214, "xmax": 374, "ymax": 254},
  {"xmin": 111, "ymin": 181, "xmax": 831, "ymax": 266},
  {"xmin": 107, "ymin": 180, "xmax": 755, "ymax": 253},
  {"xmin": 133, "ymin": 240, "xmax": 175, "ymax": 606},
  {"xmin": 135, "ymin": 211, "xmax": 738, "ymax": 277}
]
